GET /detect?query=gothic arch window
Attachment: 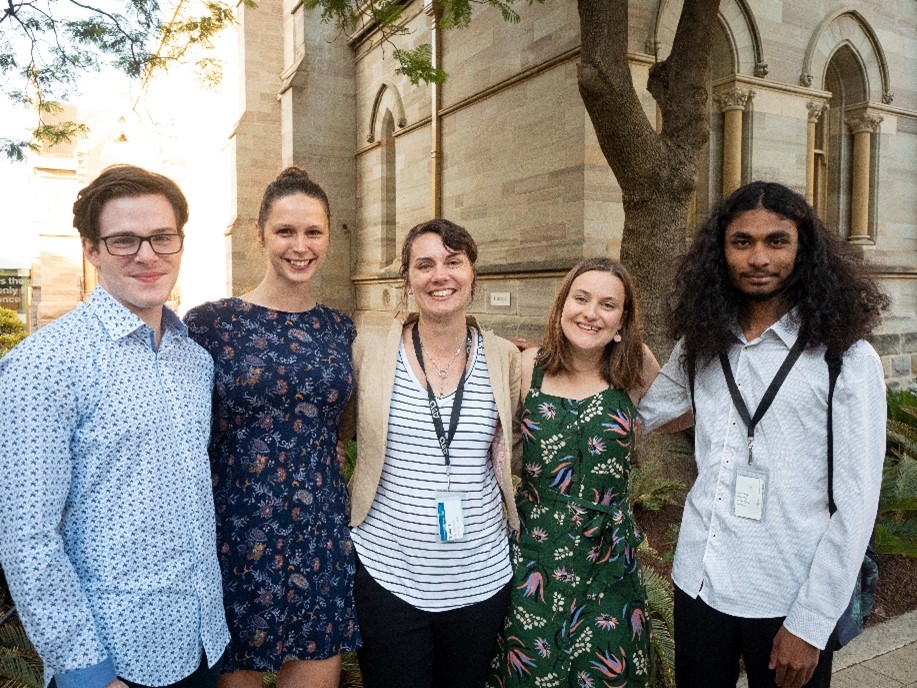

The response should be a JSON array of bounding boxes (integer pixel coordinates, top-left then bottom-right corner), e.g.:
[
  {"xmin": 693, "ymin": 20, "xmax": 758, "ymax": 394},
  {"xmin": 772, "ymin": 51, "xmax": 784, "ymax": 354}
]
[
  {"xmin": 803, "ymin": 12, "xmax": 888, "ymax": 243},
  {"xmin": 380, "ymin": 110, "xmax": 397, "ymax": 267},
  {"xmin": 652, "ymin": 0, "xmax": 761, "ymax": 233},
  {"xmin": 367, "ymin": 83, "xmax": 407, "ymax": 269},
  {"xmin": 651, "ymin": 0, "xmax": 766, "ymax": 77}
]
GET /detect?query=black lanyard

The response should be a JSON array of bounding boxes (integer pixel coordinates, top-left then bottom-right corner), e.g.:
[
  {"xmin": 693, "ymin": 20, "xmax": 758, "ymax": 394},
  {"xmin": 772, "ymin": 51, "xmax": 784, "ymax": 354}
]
[
  {"xmin": 410, "ymin": 324, "xmax": 472, "ymax": 467},
  {"xmin": 719, "ymin": 334, "xmax": 806, "ymax": 464}
]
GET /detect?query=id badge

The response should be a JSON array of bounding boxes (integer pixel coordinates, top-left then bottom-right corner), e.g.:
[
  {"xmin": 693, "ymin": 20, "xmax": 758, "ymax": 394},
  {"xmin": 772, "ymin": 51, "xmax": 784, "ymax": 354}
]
[
  {"xmin": 435, "ymin": 491, "xmax": 465, "ymax": 542},
  {"xmin": 734, "ymin": 466, "xmax": 767, "ymax": 521}
]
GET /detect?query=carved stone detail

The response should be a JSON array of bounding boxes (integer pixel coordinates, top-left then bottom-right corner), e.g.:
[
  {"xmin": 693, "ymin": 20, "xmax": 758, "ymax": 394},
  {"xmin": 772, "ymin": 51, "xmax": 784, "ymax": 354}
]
[
  {"xmin": 715, "ymin": 88, "xmax": 753, "ymax": 112},
  {"xmin": 806, "ymin": 102, "xmax": 829, "ymax": 123},
  {"xmin": 799, "ymin": 73, "xmax": 813, "ymax": 87},
  {"xmin": 845, "ymin": 113, "xmax": 884, "ymax": 135},
  {"xmin": 882, "ymin": 91, "xmax": 894, "ymax": 105},
  {"xmin": 754, "ymin": 62, "xmax": 769, "ymax": 78}
]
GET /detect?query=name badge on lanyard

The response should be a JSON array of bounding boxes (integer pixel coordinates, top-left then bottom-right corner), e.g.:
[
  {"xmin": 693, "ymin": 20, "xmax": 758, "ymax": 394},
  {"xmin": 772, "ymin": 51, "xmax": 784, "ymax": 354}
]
[
  {"xmin": 720, "ymin": 335, "xmax": 807, "ymax": 524},
  {"xmin": 436, "ymin": 491, "xmax": 466, "ymax": 542},
  {"xmin": 734, "ymin": 466, "xmax": 767, "ymax": 520},
  {"xmin": 411, "ymin": 324, "xmax": 473, "ymax": 543}
]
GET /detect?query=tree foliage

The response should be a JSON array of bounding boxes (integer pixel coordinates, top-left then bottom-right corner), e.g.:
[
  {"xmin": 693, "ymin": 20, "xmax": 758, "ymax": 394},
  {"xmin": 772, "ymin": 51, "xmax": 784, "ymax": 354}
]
[
  {"xmin": 0, "ymin": 308, "xmax": 27, "ymax": 358},
  {"xmin": 0, "ymin": 0, "xmax": 254, "ymax": 161},
  {"xmin": 302, "ymin": 0, "xmax": 542, "ymax": 85}
]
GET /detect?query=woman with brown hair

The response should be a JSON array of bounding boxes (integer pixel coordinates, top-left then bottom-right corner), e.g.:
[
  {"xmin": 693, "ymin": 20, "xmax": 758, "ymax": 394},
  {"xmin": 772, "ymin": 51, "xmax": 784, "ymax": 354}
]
[
  {"xmin": 186, "ymin": 167, "xmax": 359, "ymax": 688},
  {"xmin": 347, "ymin": 218, "xmax": 521, "ymax": 688},
  {"xmin": 488, "ymin": 257, "xmax": 659, "ymax": 687}
]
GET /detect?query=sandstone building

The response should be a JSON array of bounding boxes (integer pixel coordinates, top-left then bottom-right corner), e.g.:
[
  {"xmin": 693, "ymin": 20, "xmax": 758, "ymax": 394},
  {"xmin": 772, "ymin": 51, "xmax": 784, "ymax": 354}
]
[{"xmin": 225, "ymin": 0, "xmax": 916, "ymax": 386}]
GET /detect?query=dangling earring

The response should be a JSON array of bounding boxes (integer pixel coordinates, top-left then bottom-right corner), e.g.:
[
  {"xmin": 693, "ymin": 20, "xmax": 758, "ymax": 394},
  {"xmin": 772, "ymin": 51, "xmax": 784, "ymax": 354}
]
[{"xmin": 613, "ymin": 332, "xmax": 622, "ymax": 343}]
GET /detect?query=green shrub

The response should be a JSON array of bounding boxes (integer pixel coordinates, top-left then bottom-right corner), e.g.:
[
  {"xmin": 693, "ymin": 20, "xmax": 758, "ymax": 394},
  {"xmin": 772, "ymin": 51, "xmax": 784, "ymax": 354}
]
[
  {"xmin": 0, "ymin": 586, "xmax": 42, "ymax": 688},
  {"xmin": 0, "ymin": 307, "xmax": 27, "ymax": 359},
  {"xmin": 875, "ymin": 389, "xmax": 917, "ymax": 557}
]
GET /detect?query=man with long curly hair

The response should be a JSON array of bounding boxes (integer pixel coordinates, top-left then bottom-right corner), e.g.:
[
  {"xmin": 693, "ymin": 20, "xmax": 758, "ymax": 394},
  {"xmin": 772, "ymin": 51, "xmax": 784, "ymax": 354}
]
[{"xmin": 639, "ymin": 181, "xmax": 889, "ymax": 688}]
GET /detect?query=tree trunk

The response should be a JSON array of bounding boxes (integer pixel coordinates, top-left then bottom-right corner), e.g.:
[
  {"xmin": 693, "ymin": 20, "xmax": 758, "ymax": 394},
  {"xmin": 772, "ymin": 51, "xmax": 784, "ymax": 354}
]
[{"xmin": 577, "ymin": 0, "xmax": 721, "ymax": 361}]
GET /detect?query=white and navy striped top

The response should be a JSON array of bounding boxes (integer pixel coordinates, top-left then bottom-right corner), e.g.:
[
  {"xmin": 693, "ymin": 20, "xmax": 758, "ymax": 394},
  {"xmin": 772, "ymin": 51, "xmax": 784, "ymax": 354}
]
[{"xmin": 351, "ymin": 329, "xmax": 512, "ymax": 611}]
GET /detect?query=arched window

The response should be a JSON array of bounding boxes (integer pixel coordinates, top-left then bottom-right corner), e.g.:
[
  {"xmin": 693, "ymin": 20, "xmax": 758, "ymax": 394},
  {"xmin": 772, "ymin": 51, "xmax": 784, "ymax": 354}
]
[
  {"xmin": 380, "ymin": 110, "xmax": 397, "ymax": 267},
  {"xmin": 802, "ymin": 11, "xmax": 890, "ymax": 242},
  {"xmin": 820, "ymin": 48, "xmax": 881, "ymax": 242}
]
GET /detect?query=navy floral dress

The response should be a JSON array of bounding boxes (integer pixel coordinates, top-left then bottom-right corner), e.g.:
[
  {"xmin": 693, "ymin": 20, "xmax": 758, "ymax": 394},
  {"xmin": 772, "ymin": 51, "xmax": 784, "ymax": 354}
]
[
  {"xmin": 488, "ymin": 362, "xmax": 651, "ymax": 688},
  {"xmin": 185, "ymin": 298, "xmax": 361, "ymax": 672}
]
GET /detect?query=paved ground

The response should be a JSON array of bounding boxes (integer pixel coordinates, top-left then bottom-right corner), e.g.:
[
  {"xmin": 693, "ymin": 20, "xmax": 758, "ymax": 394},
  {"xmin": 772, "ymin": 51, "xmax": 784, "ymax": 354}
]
[{"xmin": 736, "ymin": 609, "xmax": 917, "ymax": 687}]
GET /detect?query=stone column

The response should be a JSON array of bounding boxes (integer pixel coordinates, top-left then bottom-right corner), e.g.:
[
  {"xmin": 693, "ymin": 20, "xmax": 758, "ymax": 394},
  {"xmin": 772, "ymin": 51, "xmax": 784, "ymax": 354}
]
[
  {"xmin": 716, "ymin": 88, "xmax": 753, "ymax": 195},
  {"xmin": 427, "ymin": 1, "xmax": 442, "ymax": 218},
  {"xmin": 845, "ymin": 112, "xmax": 883, "ymax": 243},
  {"xmin": 805, "ymin": 102, "xmax": 829, "ymax": 204}
]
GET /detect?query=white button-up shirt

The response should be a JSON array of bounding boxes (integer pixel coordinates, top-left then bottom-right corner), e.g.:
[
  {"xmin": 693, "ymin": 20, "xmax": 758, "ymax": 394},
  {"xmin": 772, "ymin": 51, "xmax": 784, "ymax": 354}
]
[{"xmin": 638, "ymin": 313, "xmax": 885, "ymax": 649}]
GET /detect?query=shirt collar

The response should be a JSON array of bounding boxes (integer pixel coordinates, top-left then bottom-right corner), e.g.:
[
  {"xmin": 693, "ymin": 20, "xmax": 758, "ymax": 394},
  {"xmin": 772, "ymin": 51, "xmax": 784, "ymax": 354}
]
[
  {"xmin": 731, "ymin": 307, "xmax": 801, "ymax": 347},
  {"xmin": 86, "ymin": 287, "xmax": 186, "ymax": 342}
]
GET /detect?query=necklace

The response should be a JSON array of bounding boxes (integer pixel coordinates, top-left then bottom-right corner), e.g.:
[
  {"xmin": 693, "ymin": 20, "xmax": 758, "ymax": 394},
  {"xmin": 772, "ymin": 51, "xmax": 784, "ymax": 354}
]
[{"xmin": 420, "ymin": 333, "xmax": 466, "ymax": 397}]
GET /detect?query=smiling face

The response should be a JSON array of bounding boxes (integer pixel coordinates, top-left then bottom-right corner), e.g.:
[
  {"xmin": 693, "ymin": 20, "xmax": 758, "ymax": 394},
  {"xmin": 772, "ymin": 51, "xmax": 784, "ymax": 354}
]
[
  {"xmin": 560, "ymin": 270, "xmax": 626, "ymax": 356},
  {"xmin": 82, "ymin": 194, "xmax": 182, "ymax": 330},
  {"xmin": 258, "ymin": 193, "xmax": 329, "ymax": 287},
  {"xmin": 406, "ymin": 231, "xmax": 474, "ymax": 320},
  {"xmin": 724, "ymin": 207, "xmax": 800, "ymax": 302}
]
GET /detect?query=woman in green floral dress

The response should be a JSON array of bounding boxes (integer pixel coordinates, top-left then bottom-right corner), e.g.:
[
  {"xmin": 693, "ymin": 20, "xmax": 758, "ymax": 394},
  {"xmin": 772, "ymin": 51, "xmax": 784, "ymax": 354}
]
[{"xmin": 489, "ymin": 258, "xmax": 660, "ymax": 688}]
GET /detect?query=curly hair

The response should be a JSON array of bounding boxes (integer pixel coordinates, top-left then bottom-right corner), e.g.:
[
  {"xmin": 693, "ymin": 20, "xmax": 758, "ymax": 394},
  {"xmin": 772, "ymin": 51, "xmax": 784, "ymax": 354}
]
[
  {"xmin": 73, "ymin": 165, "xmax": 188, "ymax": 242},
  {"xmin": 667, "ymin": 181, "xmax": 888, "ymax": 370},
  {"xmin": 539, "ymin": 258, "xmax": 646, "ymax": 392}
]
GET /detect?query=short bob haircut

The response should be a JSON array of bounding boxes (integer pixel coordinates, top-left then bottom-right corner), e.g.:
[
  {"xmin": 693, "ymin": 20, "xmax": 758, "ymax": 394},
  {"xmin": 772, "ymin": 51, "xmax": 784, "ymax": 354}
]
[
  {"xmin": 399, "ymin": 218, "xmax": 478, "ymax": 300},
  {"xmin": 538, "ymin": 257, "xmax": 646, "ymax": 392},
  {"xmin": 257, "ymin": 166, "xmax": 331, "ymax": 229},
  {"xmin": 72, "ymin": 164, "xmax": 189, "ymax": 242}
]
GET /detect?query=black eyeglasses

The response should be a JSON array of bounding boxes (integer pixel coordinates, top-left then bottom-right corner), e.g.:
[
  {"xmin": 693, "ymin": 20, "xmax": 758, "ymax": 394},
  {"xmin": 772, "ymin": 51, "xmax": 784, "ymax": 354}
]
[{"xmin": 99, "ymin": 233, "xmax": 184, "ymax": 256}]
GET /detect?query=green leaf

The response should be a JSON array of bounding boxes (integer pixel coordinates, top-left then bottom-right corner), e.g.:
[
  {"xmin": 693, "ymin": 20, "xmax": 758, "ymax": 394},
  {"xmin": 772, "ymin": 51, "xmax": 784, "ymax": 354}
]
[{"xmin": 393, "ymin": 45, "xmax": 445, "ymax": 86}]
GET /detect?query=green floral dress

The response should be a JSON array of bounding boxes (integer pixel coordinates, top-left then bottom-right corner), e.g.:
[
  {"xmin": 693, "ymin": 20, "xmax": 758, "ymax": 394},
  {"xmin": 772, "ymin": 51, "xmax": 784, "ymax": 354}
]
[{"xmin": 489, "ymin": 363, "xmax": 652, "ymax": 688}]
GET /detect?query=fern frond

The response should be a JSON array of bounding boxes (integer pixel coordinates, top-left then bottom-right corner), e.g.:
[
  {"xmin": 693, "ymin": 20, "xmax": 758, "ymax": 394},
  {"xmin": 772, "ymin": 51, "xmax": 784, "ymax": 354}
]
[{"xmin": 642, "ymin": 566, "xmax": 676, "ymax": 687}]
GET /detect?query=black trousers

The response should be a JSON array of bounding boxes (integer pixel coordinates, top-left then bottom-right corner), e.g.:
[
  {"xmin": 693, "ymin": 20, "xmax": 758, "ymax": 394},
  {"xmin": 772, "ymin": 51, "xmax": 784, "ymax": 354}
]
[
  {"xmin": 674, "ymin": 585, "xmax": 834, "ymax": 688},
  {"xmin": 49, "ymin": 651, "xmax": 222, "ymax": 688},
  {"xmin": 354, "ymin": 555, "xmax": 511, "ymax": 688}
]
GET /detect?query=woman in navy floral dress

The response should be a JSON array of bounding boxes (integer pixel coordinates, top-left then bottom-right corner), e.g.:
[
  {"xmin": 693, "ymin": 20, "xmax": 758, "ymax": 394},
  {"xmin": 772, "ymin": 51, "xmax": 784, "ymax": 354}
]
[
  {"xmin": 488, "ymin": 258, "xmax": 659, "ymax": 688},
  {"xmin": 186, "ymin": 167, "xmax": 359, "ymax": 688}
]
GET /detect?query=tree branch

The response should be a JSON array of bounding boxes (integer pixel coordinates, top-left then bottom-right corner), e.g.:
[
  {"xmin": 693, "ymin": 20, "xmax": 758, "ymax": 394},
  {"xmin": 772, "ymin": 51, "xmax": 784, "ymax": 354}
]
[{"xmin": 576, "ymin": 0, "xmax": 663, "ymax": 194}]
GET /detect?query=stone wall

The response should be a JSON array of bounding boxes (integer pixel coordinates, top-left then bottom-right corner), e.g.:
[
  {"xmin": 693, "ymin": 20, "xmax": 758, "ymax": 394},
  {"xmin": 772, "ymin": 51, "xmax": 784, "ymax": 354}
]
[{"xmin": 234, "ymin": 0, "xmax": 917, "ymax": 386}]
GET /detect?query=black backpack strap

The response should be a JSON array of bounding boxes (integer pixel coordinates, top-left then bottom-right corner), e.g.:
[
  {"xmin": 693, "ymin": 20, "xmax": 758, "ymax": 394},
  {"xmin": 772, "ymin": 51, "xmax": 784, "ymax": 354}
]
[
  {"xmin": 688, "ymin": 361, "xmax": 696, "ymax": 419},
  {"xmin": 825, "ymin": 348, "xmax": 843, "ymax": 516}
]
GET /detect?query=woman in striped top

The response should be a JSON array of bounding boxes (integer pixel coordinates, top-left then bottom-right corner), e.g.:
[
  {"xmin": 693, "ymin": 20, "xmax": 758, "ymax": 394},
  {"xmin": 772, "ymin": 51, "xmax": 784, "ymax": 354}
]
[{"xmin": 347, "ymin": 219, "xmax": 522, "ymax": 688}]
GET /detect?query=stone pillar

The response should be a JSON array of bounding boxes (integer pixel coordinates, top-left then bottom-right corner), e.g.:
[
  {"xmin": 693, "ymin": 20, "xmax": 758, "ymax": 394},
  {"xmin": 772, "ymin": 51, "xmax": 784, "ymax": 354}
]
[
  {"xmin": 845, "ymin": 112, "xmax": 883, "ymax": 243},
  {"xmin": 427, "ymin": 2, "xmax": 442, "ymax": 218},
  {"xmin": 716, "ymin": 88, "xmax": 753, "ymax": 195},
  {"xmin": 805, "ymin": 102, "xmax": 829, "ymax": 204},
  {"xmin": 229, "ymin": 0, "xmax": 283, "ymax": 295}
]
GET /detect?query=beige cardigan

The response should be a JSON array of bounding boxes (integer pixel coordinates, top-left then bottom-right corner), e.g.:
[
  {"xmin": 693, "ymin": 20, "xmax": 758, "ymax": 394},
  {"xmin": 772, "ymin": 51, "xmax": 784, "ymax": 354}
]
[{"xmin": 345, "ymin": 314, "xmax": 522, "ymax": 531}]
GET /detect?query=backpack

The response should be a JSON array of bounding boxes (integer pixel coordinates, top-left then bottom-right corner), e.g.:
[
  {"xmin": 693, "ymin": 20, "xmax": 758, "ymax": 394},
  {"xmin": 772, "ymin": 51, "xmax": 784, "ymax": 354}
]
[{"xmin": 824, "ymin": 349, "xmax": 878, "ymax": 649}]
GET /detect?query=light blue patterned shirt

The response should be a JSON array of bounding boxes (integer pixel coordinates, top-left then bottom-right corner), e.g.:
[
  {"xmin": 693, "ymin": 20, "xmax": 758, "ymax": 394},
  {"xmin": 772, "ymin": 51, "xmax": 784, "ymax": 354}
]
[{"xmin": 0, "ymin": 287, "xmax": 229, "ymax": 688}]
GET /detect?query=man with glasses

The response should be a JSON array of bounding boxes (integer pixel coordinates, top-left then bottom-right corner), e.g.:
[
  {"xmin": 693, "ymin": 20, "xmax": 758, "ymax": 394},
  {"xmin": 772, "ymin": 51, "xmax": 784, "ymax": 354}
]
[{"xmin": 0, "ymin": 165, "xmax": 229, "ymax": 688}]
